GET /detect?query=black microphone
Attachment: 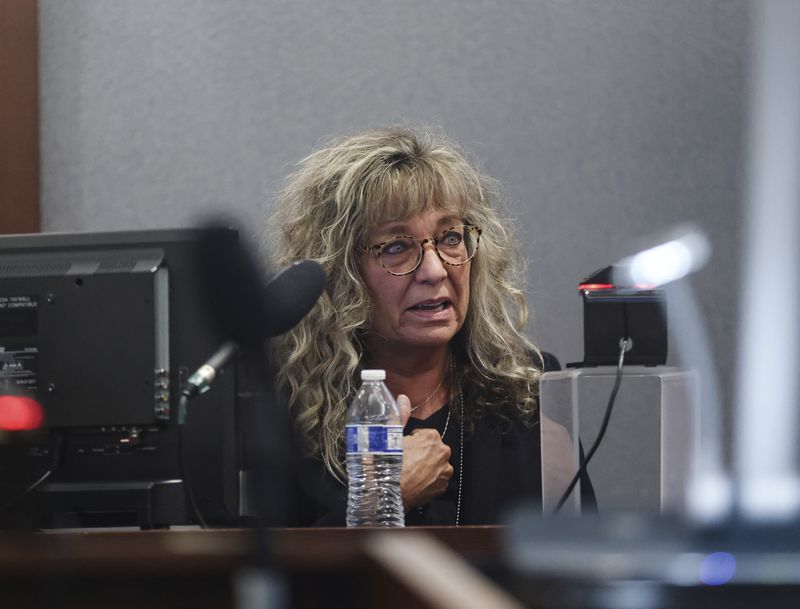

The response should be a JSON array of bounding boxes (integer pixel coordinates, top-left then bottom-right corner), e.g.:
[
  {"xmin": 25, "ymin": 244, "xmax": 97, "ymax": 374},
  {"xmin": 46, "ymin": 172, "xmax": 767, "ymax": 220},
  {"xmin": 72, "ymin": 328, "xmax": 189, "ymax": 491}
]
[
  {"xmin": 195, "ymin": 225, "xmax": 326, "ymax": 347},
  {"xmin": 181, "ymin": 258, "xmax": 327, "ymax": 401},
  {"xmin": 260, "ymin": 259, "xmax": 328, "ymax": 338}
]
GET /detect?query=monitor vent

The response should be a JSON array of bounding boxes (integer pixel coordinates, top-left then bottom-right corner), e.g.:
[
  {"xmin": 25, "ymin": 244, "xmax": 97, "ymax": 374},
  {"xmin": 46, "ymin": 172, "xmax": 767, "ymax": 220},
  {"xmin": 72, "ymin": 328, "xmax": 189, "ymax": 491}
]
[
  {"xmin": 96, "ymin": 258, "xmax": 139, "ymax": 274},
  {"xmin": 0, "ymin": 249, "xmax": 163, "ymax": 278},
  {"xmin": 0, "ymin": 261, "xmax": 72, "ymax": 277}
]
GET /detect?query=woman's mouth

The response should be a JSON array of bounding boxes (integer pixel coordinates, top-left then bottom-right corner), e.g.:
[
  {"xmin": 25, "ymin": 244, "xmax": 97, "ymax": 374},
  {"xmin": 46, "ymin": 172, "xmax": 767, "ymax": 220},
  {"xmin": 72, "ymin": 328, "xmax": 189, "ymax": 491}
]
[{"xmin": 408, "ymin": 299, "xmax": 452, "ymax": 313}]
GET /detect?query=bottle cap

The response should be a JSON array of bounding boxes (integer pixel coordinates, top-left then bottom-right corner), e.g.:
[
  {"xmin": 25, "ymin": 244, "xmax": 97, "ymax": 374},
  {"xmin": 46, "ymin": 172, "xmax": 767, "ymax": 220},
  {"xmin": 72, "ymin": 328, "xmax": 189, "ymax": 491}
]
[{"xmin": 361, "ymin": 369, "xmax": 386, "ymax": 381}]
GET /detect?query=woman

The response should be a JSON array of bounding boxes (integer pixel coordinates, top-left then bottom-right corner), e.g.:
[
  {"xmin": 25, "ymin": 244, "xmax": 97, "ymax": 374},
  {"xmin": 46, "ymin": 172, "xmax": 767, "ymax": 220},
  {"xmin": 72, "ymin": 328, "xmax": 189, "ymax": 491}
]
[{"xmin": 269, "ymin": 126, "xmax": 574, "ymax": 525}]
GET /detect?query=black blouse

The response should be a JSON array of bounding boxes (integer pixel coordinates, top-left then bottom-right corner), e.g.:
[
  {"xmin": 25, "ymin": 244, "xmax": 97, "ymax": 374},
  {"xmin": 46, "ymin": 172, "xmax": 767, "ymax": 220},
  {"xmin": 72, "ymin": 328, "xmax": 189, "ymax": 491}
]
[
  {"xmin": 404, "ymin": 405, "xmax": 462, "ymax": 525},
  {"xmin": 289, "ymin": 403, "xmax": 544, "ymax": 527},
  {"xmin": 285, "ymin": 352, "xmax": 597, "ymax": 526}
]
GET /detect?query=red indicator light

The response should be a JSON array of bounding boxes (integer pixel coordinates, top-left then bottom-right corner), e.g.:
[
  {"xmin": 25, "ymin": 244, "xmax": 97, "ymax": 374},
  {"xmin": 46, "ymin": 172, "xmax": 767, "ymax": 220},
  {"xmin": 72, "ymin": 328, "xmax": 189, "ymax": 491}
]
[
  {"xmin": 578, "ymin": 283, "xmax": 615, "ymax": 291},
  {"xmin": 0, "ymin": 395, "xmax": 45, "ymax": 431}
]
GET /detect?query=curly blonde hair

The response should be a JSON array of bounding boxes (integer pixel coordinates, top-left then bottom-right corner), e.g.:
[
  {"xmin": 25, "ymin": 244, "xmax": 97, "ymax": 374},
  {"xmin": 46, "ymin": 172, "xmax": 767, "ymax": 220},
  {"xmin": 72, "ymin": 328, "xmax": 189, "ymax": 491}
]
[{"xmin": 268, "ymin": 126, "xmax": 541, "ymax": 481}]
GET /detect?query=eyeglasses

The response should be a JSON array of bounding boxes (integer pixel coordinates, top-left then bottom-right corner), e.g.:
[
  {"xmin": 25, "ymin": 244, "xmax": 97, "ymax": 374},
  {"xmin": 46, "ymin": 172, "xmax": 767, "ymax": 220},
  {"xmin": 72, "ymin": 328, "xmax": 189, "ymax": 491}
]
[{"xmin": 363, "ymin": 224, "xmax": 481, "ymax": 276}]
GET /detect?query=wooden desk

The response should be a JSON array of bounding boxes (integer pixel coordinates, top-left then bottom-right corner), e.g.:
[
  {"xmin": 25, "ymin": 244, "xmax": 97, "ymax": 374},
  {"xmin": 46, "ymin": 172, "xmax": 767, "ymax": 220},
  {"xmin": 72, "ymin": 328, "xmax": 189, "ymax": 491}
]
[{"xmin": 0, "ymin": 527, "xmax": 523, "ymax": 609}]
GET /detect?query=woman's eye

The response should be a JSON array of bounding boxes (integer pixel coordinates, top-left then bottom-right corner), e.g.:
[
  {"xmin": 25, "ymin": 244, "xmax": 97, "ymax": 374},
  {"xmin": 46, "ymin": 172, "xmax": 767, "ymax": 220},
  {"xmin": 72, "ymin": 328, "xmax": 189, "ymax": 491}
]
[
  {"xmin": 381, "ymin": 239, "xmax": 410, "ymax": 256},
  {"xmin": 440, "ymin": 231, "xmax": 463, "ymax": 247}
]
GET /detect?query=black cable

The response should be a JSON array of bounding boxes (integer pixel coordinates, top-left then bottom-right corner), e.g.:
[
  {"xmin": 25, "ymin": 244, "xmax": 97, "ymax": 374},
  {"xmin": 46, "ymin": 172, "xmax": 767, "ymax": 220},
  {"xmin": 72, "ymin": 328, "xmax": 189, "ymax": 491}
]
[
  {"xmin": 1, "ymin": 430, "xmax": 64, "ymax": 511},
  {"xmin": 553, "ymin": 338, "xmax": 630, "ymax": 515},
  {"xmin": 177, "ymin": 394, "xmax": 208, "ymax": 528}
]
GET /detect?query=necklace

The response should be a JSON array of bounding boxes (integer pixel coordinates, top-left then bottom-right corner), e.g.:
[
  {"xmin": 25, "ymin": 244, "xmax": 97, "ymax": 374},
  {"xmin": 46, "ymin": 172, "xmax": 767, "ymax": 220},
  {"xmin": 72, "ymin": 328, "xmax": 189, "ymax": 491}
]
[
  {"xmin": 409, "ymin": 373, "xmax": 447, "ymax": 413},
  {"xmin": 416, "ymin": 379, "xmax": 464, "ymax": 526},
  {"xmin": 441, "ymin": 407, "xmax": 452, "ymax": 437},
  {"xmin": 440, "ymin": 354, "xmax": 464, "ymax": 526},
  {"xmin": 454, "ymin": 381, "xmax": 464, "ymax": 526}
]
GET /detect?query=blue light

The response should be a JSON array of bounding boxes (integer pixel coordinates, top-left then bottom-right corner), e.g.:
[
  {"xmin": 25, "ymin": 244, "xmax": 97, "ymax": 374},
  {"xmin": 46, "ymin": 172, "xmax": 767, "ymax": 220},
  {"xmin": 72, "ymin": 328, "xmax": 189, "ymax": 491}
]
[{"xmin": 699, "ymin": 552, "xmax": 736, "ymax": 586}]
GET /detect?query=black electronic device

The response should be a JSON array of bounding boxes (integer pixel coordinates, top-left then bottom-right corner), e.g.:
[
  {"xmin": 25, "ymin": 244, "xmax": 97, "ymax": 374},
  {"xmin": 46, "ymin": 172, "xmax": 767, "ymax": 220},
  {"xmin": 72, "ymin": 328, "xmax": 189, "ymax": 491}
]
[
  {"xmin": 572, "ymin": 265, "xmax": 668, "ymax": 367},
  {"xmin": 0, "ymin": 228, "xmax": 248, "ymax": 528}
]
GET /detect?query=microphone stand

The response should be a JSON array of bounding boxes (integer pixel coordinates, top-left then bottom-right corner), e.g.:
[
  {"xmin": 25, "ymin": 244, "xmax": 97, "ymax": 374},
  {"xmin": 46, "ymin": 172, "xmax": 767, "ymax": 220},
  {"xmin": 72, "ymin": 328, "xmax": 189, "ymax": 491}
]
[{"xmin": 232, "ymin": 342, "xmax": 292, "ymax": 609}]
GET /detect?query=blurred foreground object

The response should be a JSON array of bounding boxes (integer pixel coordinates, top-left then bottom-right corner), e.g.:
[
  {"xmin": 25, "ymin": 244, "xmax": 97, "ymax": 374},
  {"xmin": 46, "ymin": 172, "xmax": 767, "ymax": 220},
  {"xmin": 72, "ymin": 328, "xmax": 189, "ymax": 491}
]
[
  {"xmin": 735, "ymin": 0, "xmax": 800, "ymax": 522},
  {"xmin": 513, "ymin": 3, "xmax": 800, "ymax": 608},
  {"xmin": 507, "ymin": 510, "xmax": 800, "ymax": 609},
  {"xmin": 0, "ymin": 393, "xmax": 43, "ymax": 432},
  {"xmin": 614, "ymin": 226, "xmax": 730, "ymax": 523}
]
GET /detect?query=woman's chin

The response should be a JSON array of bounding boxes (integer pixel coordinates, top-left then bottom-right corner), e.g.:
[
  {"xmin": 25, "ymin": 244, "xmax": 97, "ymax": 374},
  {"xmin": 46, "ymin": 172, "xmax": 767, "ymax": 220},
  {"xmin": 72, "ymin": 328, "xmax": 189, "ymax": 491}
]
[{"xmin": 398, "ymin": 329, "xmax": 458, "ymax": 350}]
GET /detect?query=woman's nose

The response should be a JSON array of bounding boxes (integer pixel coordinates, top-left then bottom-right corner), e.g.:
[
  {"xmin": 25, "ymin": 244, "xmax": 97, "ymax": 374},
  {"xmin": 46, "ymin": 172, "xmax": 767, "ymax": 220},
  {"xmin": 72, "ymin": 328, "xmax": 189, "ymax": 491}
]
[{"xmin": 414, "ymin": 243, "xmax": 448, "ymax": 282}]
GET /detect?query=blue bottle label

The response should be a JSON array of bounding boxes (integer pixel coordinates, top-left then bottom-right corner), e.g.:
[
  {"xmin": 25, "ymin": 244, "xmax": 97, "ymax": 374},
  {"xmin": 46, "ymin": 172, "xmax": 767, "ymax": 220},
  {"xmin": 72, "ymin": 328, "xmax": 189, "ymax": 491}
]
[{"xmin": 345, "ymin": 425, "xmax": 403, "ymax": 454}]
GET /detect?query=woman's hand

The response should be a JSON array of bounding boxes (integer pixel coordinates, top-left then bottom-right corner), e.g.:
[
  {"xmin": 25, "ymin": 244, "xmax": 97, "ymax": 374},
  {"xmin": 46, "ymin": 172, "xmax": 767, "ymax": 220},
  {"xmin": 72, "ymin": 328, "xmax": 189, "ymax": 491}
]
[{"xmin": 397, "ymin": 394, "xmax": 454, "ymax": 511}]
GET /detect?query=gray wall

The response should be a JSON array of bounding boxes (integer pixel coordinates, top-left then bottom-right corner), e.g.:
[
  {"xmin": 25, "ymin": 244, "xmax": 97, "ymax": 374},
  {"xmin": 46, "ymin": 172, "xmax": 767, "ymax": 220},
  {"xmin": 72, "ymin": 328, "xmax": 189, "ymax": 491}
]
[{"xmin": 38, "ymin": 1, "xmax": 748, "ymax": 435}]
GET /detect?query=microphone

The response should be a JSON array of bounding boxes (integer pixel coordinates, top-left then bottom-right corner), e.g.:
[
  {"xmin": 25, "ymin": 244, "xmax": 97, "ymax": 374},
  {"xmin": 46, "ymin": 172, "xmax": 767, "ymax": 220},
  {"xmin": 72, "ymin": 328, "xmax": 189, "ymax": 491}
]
[
  {"xmin": 181, "ymin": 257, "xmax": 327, "ymax": 401},
  {"xmin": 260, "ymin": 259, "xmax": 328, "ymax": 338},
  {"xmin": 194, "ymin": 225, "xmax": 326, "ymax": 347}
]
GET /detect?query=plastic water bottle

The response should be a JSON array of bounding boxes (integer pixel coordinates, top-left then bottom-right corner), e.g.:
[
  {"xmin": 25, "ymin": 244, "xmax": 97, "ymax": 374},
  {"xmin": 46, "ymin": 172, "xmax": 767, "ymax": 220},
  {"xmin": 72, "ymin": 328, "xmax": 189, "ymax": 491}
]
[{"xmin": 345, "ymin": 369, "xmax": 404, "ymax": 527}]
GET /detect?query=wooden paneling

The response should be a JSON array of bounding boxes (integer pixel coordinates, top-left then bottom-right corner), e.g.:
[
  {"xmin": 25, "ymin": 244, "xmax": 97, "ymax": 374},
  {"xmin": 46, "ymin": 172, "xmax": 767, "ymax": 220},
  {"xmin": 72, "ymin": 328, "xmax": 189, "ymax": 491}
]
[{"xmin": 0, "ymin": 0, "xmax": 40, "ymax": 234}]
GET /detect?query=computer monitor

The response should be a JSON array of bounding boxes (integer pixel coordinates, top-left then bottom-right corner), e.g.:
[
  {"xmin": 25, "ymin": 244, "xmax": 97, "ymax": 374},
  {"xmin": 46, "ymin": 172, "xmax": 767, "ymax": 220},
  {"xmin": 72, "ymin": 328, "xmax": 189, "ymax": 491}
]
[{"xmin": 0, "ymin": 228, "xmax": 248, "ymax": 528}]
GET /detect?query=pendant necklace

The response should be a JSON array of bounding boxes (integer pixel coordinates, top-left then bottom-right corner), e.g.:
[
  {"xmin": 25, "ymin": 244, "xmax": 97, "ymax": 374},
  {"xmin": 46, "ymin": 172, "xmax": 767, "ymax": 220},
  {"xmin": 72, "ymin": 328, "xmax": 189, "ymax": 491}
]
[{"xmin": 409, "ymin": 372, "xmax": 447, "ymax": 413}]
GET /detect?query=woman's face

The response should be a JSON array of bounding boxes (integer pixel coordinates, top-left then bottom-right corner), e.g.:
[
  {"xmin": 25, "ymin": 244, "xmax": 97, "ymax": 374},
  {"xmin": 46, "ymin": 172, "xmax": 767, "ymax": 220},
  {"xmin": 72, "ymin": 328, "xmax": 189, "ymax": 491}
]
[{"xmin": 360, "ymin": 209, "xmax": 472, "ymax": 353}]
